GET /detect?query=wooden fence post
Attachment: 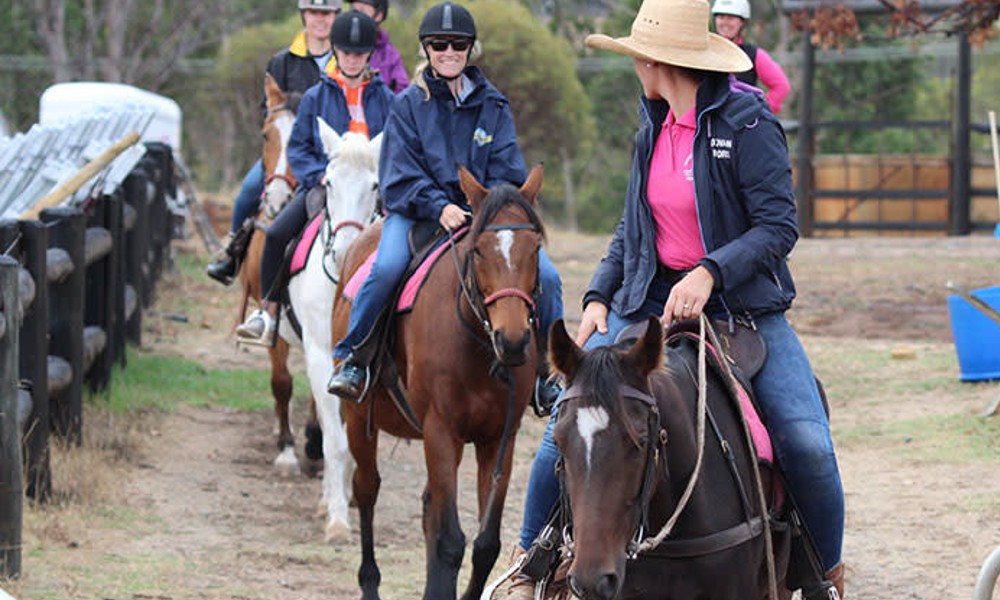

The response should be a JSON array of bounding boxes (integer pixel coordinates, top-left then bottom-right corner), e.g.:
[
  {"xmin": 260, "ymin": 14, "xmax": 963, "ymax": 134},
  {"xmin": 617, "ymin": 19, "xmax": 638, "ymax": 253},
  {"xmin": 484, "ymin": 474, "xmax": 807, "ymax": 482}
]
[
  {"xmin": 41, "ymin": 207, "xmax": 86, "ymax": 445},
  {"xmin": 0, "ymin": 254, "xmax": 23, "ymax": 579},
  {"xmin": 123, "ymin": 170, "xmax": 149, "ymax": 346},
  {"xmin": 17, "ymin": 221, "xmax": 52, "ymax": 501}
]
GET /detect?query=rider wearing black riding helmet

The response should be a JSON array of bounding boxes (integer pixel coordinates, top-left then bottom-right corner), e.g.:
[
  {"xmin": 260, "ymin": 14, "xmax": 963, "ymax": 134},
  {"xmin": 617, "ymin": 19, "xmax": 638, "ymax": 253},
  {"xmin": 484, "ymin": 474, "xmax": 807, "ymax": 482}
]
[
  {"xmin": 348, "ymin": 0, "xmax": 409, "ymax": 93},
  {"xmin": 206, "ymin": 0, "xmax": 341, "ymax": 286},
  {"xmin": 328, "ymin": 2, "xmax": 565, "ymax": 413},
  {"xmin": 236, "ymin": 10, "xmax": 395, "ymax": 345}
]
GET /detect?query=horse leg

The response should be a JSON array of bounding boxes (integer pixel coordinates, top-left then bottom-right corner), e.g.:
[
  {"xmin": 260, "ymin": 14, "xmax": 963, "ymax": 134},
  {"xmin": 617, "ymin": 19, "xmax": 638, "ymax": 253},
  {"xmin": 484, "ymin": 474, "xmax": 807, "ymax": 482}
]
[
  {"xmin": 459, "ymin": 437, "xmax": 514, "ymax": 600},
  {"xmin": 304, "ymin": 395, "xmax": 324, "ymax": 463},
  {"xmin": 268, "ymin": 338, "xmax": 298, "ymax": 477},
  {"xmin": 421, "ymin": 415, "xmax": 466, "ymax": 600},
  {"xmin": 347, "ymin": 410, "xmax": 382, "ymax": 600}
]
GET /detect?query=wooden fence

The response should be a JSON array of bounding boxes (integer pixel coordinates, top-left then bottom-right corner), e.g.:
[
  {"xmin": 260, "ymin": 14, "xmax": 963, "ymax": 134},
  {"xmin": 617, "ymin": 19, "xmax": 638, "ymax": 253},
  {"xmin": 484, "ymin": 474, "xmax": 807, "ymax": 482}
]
[{"xmin": 0, "ymin": 116, "xmax": 177, "ymax": 579}]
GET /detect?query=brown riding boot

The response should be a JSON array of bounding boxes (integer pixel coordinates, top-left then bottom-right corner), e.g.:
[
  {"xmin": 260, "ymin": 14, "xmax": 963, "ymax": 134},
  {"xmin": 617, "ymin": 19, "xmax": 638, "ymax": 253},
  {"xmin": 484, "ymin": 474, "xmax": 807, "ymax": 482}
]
[
  {"xmin": 827, "ymin": 562, "xmax": 845, "ymax": 598},
  {"xmin": 506, "ymin": 546, "xmax": 536, "ymax": 600}
]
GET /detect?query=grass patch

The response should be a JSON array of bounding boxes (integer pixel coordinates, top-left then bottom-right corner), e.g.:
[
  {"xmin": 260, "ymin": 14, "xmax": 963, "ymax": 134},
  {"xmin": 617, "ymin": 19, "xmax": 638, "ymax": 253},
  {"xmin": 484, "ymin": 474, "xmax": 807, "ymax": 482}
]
[
  {"xmin": 99, "ymin": 348, "xmax": 273, "ymax": 413},
  {"xmin": 839, "ymin": 412, "xmax": 1000, "ymax": 463}
]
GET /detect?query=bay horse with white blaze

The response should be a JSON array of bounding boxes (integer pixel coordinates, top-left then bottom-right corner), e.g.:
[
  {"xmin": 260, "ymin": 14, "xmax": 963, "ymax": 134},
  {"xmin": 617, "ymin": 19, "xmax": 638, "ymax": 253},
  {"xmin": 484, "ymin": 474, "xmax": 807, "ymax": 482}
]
[
  {"xmin": 546, "ymin": 316, "xmax": 789, "ymax": 600},
  {"xmin": 330, "ymin": 165, "xmax": 546, "ymax": 600},
  {"xmin": 285, "ymin": 118, "xmax": 381, "ymax": 540}
]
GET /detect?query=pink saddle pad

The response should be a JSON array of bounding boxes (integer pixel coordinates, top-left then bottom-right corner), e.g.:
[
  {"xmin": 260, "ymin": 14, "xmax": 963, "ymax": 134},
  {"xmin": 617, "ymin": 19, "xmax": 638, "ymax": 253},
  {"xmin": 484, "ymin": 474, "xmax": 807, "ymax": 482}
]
[{"xmin": 289, "ymin": 213, "xmax": 324, "ymax": 277}]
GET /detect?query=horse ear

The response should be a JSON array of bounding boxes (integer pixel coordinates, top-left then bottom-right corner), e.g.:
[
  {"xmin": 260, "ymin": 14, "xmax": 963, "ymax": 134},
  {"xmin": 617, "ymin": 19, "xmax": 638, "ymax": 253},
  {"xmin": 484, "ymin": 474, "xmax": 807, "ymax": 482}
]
[
  {"xmin": 264, "ymin": 73, "xmax": 285, "ymax": 113},
  {"xmin": 458, "ymin": 164, "xmax": 488, "ymax": 211},
  {"xmin": 519, "ymin": 163, "xmax": 544, "ymax": 206},
  {"xmin": 317, "ymin": 117, "xmax": 342, "ymax": 160},
  {"xmin": 549, "ymin": 319, "xmax": 583, "ymax": 382},
  {"xmin": 626, "ymin": 316, "xmax": 664, "ymax": 377}
]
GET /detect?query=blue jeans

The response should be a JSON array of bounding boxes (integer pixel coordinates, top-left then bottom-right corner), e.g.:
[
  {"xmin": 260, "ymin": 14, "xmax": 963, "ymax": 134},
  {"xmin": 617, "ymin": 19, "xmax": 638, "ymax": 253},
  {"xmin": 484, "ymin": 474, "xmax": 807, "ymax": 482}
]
[
  {"xmin": 230, "ymin": 160, "xmax": 265, "ymax": 232},
  {"xmin": 333, "ymin": 213, "xmax": 564, "ymax": 360},
  {"xmin": 518, "ymin": 309, "xmax": 844, "ymax": 572}
]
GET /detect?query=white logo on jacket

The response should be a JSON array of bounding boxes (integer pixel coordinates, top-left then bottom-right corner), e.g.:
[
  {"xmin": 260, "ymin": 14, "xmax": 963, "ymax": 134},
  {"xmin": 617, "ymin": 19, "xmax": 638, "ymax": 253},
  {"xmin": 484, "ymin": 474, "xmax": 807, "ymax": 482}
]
[{"xmin": 711, "ymin": 136, "xmax": 732, "ymax": 159}]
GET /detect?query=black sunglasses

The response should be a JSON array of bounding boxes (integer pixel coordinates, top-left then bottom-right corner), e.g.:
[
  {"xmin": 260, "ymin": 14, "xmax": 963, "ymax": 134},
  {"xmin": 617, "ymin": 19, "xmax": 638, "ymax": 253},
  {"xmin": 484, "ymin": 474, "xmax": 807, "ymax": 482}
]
[{"xmin": 426, "ymin": 38, "xmax": 472, "ymax": 52}]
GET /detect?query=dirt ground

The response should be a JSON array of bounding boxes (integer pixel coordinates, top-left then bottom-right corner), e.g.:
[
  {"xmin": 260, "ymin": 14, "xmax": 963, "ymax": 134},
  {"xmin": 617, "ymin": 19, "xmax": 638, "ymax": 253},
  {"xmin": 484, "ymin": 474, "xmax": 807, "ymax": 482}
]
[{"xmin": 4, "ymin": 210, "xmax": 1000, "ymax": 599}]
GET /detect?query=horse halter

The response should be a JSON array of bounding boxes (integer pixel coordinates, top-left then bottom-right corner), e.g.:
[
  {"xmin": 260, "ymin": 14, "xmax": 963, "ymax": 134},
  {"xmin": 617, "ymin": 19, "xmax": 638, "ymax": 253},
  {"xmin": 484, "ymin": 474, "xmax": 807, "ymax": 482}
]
[{"xmin": 557, "ymin": 382, "xmax": 669, "ymax": 560}]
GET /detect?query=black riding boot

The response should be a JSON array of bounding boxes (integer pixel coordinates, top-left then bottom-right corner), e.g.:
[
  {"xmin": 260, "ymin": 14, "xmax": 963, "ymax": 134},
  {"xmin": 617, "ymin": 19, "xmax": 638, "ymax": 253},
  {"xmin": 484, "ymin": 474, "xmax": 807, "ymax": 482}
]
[
  {"xmin": 532, "ymin": 333, "xmax": 562, "ymax": 417},
  {"xmin": 206, "ymin": 218, "xmax": 254, "ymax": 285}
]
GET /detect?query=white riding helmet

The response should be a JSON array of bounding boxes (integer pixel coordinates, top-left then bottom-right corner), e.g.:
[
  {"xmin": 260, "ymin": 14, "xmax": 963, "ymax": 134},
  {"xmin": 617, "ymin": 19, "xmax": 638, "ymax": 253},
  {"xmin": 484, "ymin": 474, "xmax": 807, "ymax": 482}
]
[
  {"xmin": 298, "ymin": 0, "xmax": 341, "ymax": 11},
  {"xmin": 712, "ymin": 0, "xmax": 751, "ymax": 20}
]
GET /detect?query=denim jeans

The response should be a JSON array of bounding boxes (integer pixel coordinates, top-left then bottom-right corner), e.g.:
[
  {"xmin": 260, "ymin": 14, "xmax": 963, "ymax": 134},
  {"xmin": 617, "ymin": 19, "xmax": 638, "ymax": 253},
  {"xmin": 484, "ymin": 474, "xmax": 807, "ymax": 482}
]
[
  {"xmin": 518, "ymin": 309, "xmax": 844, "ymax": 572},
  {"xmin": 260, "ymin": 187, "xmax": 309, "ymax": 301},
  {"xmin": 333, "ymin": 213, "xmax": 564, "ymax": 360},
  {"xmin": 230, "ymin": 160, "xmax": 265, "ymax": 232}
]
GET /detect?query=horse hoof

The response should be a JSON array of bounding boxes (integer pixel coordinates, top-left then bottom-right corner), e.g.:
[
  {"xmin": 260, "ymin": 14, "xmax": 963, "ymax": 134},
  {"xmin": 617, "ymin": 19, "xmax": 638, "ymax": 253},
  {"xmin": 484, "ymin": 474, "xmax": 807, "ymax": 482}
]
[
  {"xmin": 273, "ymin": 447, "xmax": 300, "ymax": 478},
  {"xmin": 302, "ymin": 457, "xmax": 324, "ymax": 479},
  {"xmin": 325, "ymin": 519, "xmax": 351, "ymax": 543},
  {"xmin": 316, "ymin": 499, "xmax": 328, "ymax": 518}
]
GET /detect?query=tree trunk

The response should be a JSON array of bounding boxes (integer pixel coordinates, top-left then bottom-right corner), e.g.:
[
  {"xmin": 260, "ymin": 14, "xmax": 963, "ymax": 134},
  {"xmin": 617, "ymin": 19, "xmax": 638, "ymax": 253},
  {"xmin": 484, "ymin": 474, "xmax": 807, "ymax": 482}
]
[
  {"xmin": 561, "ymin": 146, "xmax": 577, "ymax": 232},
  {"xmin": 30, "ymin": 0, "xmax": 72, "ymax": 82}
]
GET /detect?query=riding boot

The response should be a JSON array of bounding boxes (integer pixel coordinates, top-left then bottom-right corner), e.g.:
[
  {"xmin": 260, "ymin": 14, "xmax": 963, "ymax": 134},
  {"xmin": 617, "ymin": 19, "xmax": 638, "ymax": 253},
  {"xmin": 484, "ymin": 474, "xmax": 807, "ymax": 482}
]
[
  {"xmin": 505, "ymin": 546, "xmax": 536, "ymax": 600},
  {"xmin": 532, "ymin": 333, "xmax": 562, "ymax": 417},
  {"xmin": 206, "ymin": 217, "xmax": 254, "ymax": 285},
  {"xmin": 802, "ymin": 563, "xmax": 845, "ymax": 600}
]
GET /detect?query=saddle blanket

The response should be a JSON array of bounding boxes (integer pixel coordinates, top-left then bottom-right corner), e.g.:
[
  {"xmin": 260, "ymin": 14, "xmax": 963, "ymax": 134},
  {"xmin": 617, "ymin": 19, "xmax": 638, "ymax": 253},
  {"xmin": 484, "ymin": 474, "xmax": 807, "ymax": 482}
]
[
  {"xmin": 289, "ymin": 213, "xmax": 324, "ymax": 277},
  {"xmin": 342, "ymin": 232, "xmax": 456, "ymax": 313}
]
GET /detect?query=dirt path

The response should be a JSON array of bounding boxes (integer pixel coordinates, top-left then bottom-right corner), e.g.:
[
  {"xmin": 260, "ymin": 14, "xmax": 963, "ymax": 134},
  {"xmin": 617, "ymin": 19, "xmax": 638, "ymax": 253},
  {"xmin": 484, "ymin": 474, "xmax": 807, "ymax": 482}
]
[{"xmin": 4, "ymin": 232, "xmax": 1000, "ymax": 600}]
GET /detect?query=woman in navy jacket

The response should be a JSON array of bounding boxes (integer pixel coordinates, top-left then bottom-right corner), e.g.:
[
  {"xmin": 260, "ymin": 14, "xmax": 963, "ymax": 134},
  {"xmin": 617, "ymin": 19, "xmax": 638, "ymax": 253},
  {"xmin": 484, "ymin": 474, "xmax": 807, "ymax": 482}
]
[
  {"xmin": 507, "ymin": 0, "xmax": 845, "ymax": 598},
  {"xmin": 237, "ymin": 10, "xmax": 395, "ymax": 345},
  {"xmin": 327, "ymin": 2, "xmax": 564, "ymax": 409}
]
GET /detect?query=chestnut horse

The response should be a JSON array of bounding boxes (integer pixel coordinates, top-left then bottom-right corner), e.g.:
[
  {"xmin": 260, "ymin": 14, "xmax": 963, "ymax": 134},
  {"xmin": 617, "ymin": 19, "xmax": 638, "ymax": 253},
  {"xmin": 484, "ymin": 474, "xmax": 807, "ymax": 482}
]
[
  {"xmin": 330, "ymin": 165, "xmax": 546, "ymax": 600},
  {"xmin": 238, "ymin": 73, "xmax": 319, "ymax": 476},
  {"xmin": 546, "ymin": 316, "xmax": 789, "ymax": 600},
  {"xmin": 285, "ymin": 118, "xmax": 382, "ymax": 540}
]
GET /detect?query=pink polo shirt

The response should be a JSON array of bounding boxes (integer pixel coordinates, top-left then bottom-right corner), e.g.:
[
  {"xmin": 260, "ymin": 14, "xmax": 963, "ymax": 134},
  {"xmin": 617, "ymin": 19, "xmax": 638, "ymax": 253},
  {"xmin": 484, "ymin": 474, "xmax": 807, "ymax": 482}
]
[{"xmin": 647, "ymin": 106, "xmax": 704, "ymax": 270}]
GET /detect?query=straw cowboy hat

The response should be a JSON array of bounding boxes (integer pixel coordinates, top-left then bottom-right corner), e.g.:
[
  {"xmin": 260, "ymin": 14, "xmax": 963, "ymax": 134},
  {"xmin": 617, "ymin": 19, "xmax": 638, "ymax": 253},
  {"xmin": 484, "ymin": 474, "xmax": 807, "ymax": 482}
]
[{"xmin": 585, "ymin": 0, "xmax": 751, "ymax": 73}]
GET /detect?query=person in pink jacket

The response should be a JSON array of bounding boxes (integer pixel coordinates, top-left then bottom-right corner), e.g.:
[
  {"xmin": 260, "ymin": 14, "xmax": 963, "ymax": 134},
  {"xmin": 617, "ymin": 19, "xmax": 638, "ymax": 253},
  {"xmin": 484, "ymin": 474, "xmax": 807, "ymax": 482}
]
[
  {"xmin": 712, "ymin": 0, "xmax": 790, "ymax": 115},
  {"xmin": 348, "ymin": 0, "xmax": 410, "ymax": 93}
]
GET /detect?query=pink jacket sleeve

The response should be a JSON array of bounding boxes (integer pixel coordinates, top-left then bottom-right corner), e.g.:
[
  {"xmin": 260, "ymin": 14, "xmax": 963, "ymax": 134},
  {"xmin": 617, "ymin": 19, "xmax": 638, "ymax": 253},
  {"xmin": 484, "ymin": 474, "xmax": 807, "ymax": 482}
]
[{"xmin": 754, "ymin": 48, "xmax": 790, "ymax": 115}]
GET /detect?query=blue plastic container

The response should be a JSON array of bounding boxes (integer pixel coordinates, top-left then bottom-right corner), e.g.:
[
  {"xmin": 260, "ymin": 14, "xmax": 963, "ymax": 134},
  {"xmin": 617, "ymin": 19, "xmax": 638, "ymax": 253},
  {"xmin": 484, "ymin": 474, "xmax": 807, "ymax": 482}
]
[{"xmin": 948, "ymin": 285, "xmax": 1000, "ymax": 381}]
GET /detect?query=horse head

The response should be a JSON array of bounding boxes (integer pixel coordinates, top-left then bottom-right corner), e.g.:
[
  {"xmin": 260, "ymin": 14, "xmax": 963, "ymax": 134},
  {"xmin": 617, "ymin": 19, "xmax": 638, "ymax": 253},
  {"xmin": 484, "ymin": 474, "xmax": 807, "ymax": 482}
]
[
  {"xmin": 317, "ymin": 117, "xmax": 382, "ymax": 275},
  {"xmin": 550, "ymin": 316, "xmax": 667, "ymax": 600},
  {"xmin": 460, "ymin": 164, "xmax": 545, "ymax": 367},
  {"xmin": 261, "ymin": 73, "xmax": 297, "ymax": 219}
]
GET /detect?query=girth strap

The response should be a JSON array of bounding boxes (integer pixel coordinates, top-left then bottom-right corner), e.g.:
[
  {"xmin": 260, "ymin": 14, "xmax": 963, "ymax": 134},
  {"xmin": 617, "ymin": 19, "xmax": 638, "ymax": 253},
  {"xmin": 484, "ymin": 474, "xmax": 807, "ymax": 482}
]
[{"xmin": 642, "ymin": 516, "xmax": 764, "ymax": 559}]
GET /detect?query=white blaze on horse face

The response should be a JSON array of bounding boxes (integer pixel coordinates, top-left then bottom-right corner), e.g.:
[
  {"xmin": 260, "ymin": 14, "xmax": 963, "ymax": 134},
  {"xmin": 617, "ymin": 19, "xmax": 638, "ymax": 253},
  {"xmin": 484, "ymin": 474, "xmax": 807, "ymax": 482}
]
[
  {"xmin": 495, "ymin": 230, "xmax": 515, "ymax": 270},
  {"xmin": 576, "ymin": 406, "xmax": 610, "ymax": 473}
]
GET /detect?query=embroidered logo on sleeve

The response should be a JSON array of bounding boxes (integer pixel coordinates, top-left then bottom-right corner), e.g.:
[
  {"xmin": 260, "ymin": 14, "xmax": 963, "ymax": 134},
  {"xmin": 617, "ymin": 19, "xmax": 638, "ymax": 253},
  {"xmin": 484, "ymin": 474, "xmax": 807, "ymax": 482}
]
[
  {"xmin": 710, "ymin": 136, "xmax": 733, "ymax": 159},
  {"xmin": 473, "ymin": 127, "xmax": 494, "ymax": 147}
]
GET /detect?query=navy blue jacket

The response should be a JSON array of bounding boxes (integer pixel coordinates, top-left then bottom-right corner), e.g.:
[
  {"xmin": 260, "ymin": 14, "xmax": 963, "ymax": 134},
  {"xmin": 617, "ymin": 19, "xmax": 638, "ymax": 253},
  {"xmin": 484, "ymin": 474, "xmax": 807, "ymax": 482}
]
[
  {"xmin": 585, "ymin": 74, "xmax": 799, "ymax": 322},
  {"xmin": 287, "ymin": 73, "xmax": 395, "ymax": 191},
  {"xmin": 378, "ymin": 66, "xmax": 527, "ymax": 221}
]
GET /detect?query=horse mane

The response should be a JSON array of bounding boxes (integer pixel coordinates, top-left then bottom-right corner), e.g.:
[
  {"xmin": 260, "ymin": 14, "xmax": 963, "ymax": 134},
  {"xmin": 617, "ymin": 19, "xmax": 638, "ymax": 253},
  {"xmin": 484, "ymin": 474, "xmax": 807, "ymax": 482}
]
[
  {"xmin": 470, "ymin": 182, "xmax": 546, "ymax": 241},
  {"xmin": 335, "ymin": 131, "xmax": 379, "ymax": 172}
]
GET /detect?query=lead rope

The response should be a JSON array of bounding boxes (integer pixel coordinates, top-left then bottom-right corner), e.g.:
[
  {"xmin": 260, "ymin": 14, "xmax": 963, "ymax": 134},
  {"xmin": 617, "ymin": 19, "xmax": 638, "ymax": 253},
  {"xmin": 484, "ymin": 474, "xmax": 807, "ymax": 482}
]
[
  {"xmin": 637, "ymin": 315, "xmax": 709, "ymax": 553},
  {"xmin": 703, "ymin": 317, "xmax": 779, "ymax": 600}
]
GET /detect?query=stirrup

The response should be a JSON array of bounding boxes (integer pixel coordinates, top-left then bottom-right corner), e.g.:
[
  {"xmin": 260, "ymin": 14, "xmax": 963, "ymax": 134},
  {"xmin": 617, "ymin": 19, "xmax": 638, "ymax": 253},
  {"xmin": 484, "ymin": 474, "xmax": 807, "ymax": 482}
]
[{"xmin": 236, "ymin": 309, "xmax": 277, "ymax": 348}]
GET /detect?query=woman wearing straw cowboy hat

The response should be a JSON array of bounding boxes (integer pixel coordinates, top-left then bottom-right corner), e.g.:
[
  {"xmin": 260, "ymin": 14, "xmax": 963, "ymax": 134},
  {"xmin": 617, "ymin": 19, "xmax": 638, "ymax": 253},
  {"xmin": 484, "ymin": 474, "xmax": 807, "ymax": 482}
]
[{"xmin": 505, "ymin": 0, "xmax": 845, "ymax": 598}]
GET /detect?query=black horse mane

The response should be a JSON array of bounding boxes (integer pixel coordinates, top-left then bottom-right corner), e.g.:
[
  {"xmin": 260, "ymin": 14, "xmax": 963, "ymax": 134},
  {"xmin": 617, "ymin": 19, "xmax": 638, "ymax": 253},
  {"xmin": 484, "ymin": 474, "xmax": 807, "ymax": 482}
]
[{"xmin": 470, "ymin": 182, "xmax": 546, "ymax": 241}]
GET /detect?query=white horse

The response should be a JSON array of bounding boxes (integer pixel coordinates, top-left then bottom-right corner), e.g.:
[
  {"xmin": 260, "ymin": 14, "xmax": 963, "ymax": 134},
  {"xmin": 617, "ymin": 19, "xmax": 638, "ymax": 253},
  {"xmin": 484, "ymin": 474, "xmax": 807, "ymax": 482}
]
[{"xmin": 283, "ymin": 117, "xmax": 382, "ymax": 541}]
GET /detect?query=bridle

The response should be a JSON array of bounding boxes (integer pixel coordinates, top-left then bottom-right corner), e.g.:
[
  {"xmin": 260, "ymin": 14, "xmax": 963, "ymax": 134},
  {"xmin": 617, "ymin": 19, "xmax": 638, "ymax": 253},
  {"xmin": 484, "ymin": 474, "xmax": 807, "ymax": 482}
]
[
  {"xmin": 449, "ymin": 221, "xmax": 540, "ymax": 345},
  {"xmin": 261, "ymin": 104, "xmax": 298, "ymax": 217},
  {"xmin": 557, "ymin": 382, "xmax": 671, "ymax": 561}
]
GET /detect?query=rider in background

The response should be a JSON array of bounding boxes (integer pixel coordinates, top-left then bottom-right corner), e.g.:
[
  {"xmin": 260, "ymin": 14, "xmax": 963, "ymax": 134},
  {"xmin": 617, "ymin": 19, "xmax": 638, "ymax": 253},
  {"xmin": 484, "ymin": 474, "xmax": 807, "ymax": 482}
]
[
  {"xmin": 236, "ymin": 10, "xmax": 394, "ymax": 345},
  {"xmin": 206, "ymin": 0, "xmax": 341, "ymax": 286},
  {"xmin": 712, "ymin": 0, "xmax": 791, "ymax": 115},
  {"xmin": 348, "ymin": 0, "xmax": 410, "ymax": 93},
  {"xmin": 326, "ymin": 1, "xmax": 565, "ymax": 411},
  {"xmin": 507, "ymin": 0, "xmax": 843, "ymax": 597}
]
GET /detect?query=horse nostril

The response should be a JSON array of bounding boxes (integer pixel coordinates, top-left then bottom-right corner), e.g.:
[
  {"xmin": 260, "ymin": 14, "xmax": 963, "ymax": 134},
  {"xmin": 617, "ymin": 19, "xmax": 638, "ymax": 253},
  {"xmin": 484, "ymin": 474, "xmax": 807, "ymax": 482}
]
[
  {"xmin": 595, "ymin": 573, "xmax": 619, "ymax": 600},
  {"xmin": 568, "ymin": 574, "xmax": 584, "ymax": 598}
]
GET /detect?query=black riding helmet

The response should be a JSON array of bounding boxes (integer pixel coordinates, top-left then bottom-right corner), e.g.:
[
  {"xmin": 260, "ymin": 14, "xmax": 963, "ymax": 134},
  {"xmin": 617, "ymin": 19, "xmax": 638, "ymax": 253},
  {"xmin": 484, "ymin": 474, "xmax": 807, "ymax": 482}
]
[
  {"xmin": 352, "ymin": 0, "xmax": 388, "ymax": 21},
  {"xmin": 418, "ymin": 2, "xmax": 476, "ymax": 41},
  {"xmin": 331, "ymin": 10, "xmax": 378, "ymax": 53}
]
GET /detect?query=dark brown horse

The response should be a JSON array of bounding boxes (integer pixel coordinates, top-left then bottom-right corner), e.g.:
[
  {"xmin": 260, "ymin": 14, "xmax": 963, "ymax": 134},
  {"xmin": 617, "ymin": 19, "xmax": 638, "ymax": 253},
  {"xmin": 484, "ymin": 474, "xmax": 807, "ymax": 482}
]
[
  {"xmin": 237, "ymin": 73, "xmax": 322, "ymax": 477},
  {"xmin": 330, "ymin": 165, "xmax": 546, "ymax": 599},
  {"xmin": 547, "ymin": 316, "xmax": 789, "ymax": 600}
]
